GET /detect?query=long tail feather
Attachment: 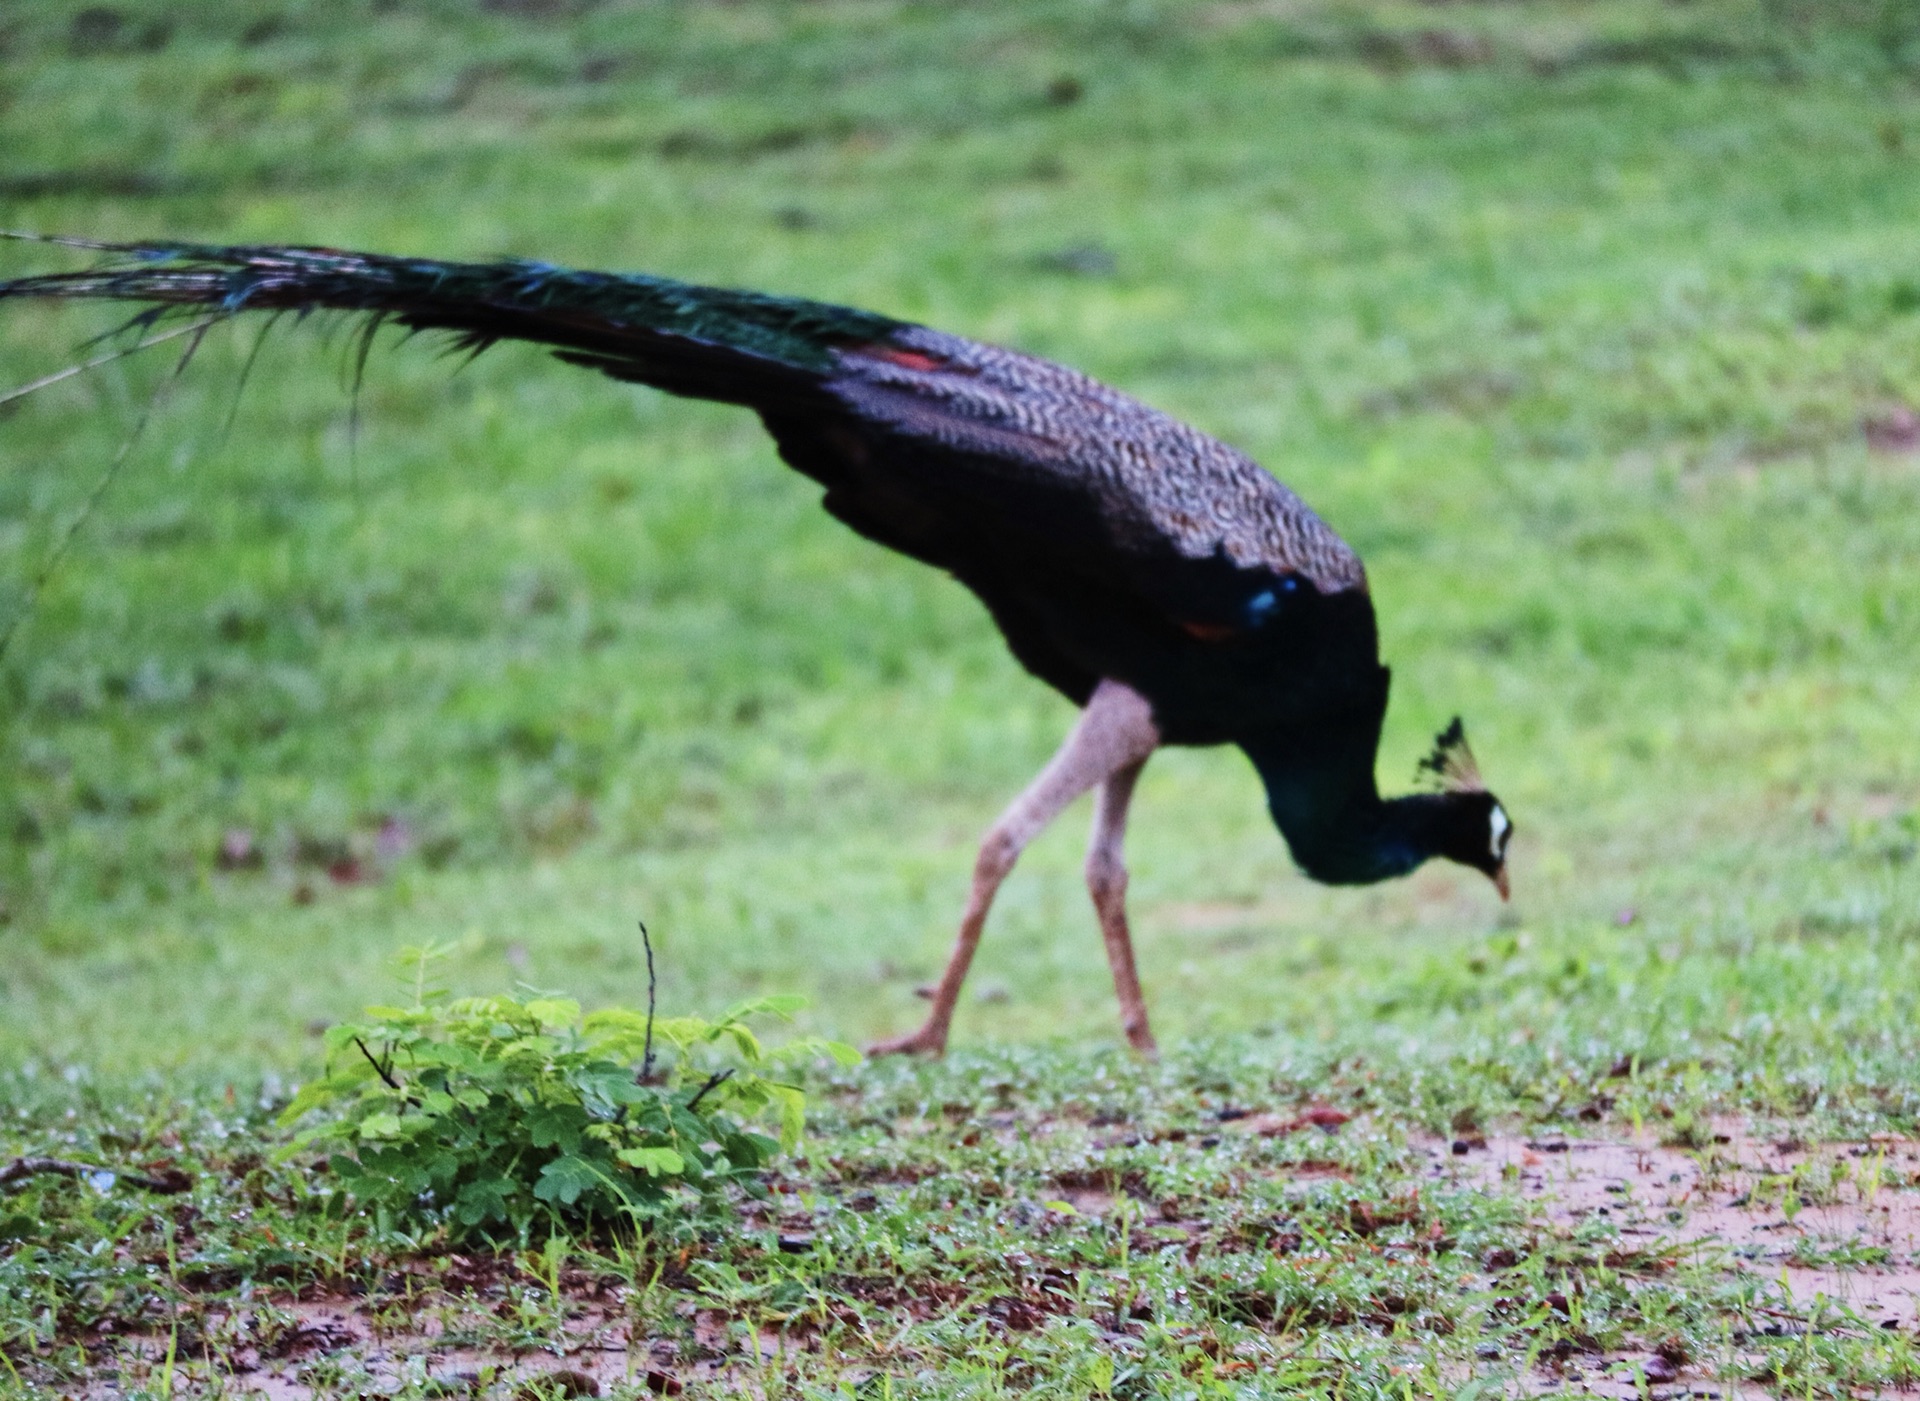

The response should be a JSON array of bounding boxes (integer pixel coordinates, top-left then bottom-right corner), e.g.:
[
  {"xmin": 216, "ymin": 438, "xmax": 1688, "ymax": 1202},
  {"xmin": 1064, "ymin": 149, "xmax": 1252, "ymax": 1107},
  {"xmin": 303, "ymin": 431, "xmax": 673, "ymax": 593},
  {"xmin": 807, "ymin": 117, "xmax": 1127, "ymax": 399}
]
[
  {"xmin": 0, "ymin": 316, "xmax": 215, "ymax": 410},
  {"xmin": 0, "ymin": 234, "xmax": 908, "ymax": 405}
]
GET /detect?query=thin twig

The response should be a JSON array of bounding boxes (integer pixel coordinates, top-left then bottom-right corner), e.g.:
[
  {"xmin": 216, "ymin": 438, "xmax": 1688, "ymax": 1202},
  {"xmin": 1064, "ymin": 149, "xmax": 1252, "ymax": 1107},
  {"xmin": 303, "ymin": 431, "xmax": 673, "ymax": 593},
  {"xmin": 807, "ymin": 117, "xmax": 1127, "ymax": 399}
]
[
  {"xmin": 685, "ymin": 1068, "xmax": 734, "ymax": 1113},
  {"xmin": 353, "ymin": 1036, "xmax": 403, "ymax": 1091},
  {"xmin": 1, "ymin": 1156, "xmax": 189, "ymax": 1193},
  {"xmin": 640, "ymin": 920, "xmax": 657, "ymax": 1082},
  {"xmin": 0, "ymin": 319, "xmax": 215, "ymax": 411}
]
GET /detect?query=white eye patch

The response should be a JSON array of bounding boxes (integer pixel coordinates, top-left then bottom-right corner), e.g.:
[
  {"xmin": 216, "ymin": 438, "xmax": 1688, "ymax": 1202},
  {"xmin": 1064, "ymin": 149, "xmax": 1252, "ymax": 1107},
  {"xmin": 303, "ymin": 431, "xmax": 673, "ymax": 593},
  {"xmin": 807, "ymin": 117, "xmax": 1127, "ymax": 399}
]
[{"xmin": 1489, "ymin": 804, "xmax": 1511, "ymax": 859}]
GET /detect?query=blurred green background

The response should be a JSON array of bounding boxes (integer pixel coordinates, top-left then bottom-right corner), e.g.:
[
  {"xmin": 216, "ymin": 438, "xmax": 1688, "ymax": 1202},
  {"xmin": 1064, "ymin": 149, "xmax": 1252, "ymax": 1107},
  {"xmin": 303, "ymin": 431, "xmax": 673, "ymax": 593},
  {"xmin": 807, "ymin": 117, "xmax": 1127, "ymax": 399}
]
[{"xmin": 3, "ymin": 0, "xmax": 1920, "ymax": 1082}]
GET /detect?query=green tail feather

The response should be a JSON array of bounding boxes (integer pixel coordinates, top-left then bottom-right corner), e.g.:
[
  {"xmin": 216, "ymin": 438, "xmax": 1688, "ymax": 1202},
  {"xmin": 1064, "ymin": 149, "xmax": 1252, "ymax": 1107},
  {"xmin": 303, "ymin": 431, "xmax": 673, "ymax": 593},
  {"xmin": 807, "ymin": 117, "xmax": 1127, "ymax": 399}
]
[{"xmin": 0, "ymin": 234, "xmax": 907, "ymax": 372}]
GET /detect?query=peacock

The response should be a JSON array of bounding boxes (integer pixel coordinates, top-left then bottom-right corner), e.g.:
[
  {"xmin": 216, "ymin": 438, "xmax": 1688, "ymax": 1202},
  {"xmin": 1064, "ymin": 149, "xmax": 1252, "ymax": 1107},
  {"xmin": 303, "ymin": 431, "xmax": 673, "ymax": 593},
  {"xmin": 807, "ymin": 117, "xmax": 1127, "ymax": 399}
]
[{"xmin": 0, "ymin": 237, "xmax": 1513, "ymax": 1056}]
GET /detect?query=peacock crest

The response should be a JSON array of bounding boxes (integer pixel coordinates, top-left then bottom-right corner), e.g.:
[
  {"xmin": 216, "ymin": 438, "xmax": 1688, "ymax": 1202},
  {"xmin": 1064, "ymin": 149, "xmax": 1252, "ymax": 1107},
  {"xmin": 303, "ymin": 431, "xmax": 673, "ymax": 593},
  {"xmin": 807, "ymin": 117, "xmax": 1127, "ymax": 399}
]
[{"xmin": 1415, "ymin": 716, "xmax": 1485, "ymax": 795}]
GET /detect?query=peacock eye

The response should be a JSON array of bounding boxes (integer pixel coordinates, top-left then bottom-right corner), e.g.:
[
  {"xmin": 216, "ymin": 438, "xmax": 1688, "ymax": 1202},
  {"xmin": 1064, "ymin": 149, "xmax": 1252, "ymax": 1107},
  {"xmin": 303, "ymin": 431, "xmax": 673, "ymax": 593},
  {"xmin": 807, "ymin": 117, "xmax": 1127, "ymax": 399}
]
[{"xmin": 1489, "ymin": 804, "xmax": 1512, "ymax": 860}]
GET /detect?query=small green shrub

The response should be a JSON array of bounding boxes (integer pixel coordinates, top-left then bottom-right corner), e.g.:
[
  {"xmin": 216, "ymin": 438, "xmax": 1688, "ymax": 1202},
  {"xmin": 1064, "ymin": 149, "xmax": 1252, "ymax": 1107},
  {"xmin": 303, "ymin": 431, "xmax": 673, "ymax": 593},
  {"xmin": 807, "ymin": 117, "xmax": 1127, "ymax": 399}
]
[{"xmin": 280, "ymin": 949, "xmax": 856, "ymax": 1243}]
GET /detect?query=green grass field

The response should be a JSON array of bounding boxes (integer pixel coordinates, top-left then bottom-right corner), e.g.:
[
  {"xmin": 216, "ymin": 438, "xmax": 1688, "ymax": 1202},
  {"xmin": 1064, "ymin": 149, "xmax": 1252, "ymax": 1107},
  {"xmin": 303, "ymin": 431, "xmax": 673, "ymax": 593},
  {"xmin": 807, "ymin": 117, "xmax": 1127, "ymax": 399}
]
[{"xmin": 7, "ymin": 1, "xmax": 1920, "ymax": 1394}]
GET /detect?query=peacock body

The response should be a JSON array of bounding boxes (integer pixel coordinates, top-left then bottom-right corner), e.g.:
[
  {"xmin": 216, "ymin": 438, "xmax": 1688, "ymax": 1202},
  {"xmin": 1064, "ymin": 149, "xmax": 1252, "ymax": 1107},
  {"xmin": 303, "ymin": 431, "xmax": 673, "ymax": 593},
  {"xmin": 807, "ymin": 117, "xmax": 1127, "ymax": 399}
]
[{"xmin": 0, "ymin": 238, "xmax": 1512, "ymax": 1053}]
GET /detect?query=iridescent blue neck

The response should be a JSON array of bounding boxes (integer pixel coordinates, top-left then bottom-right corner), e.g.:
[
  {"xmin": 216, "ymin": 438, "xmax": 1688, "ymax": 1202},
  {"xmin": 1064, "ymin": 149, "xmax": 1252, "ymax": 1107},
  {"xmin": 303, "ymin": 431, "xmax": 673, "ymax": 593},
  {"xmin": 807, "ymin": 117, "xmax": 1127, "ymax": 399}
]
[{"xmin": 1245, "ymin": 743, "xmax": 1455, "ymax": 887}]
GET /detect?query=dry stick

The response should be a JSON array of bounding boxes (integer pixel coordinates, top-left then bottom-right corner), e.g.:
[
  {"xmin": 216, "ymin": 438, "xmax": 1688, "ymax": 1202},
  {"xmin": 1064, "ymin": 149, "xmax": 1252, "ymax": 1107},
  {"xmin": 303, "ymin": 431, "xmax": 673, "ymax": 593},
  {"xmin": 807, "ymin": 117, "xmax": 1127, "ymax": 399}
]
[
  {"xmin": 353, "ymin": 1036, "xmax": 402, "ymax": 1092},
  {"xmin": 640, "ymin": 920, "xmax": 657, "ymax": 1082},
  {"xmin": 0, "ymin": 318, "xmax": 219, "ymax": 665},
  {"xmin": 0, "ymin": 1156, "xmax": 189, "ymax": 1193},
  {"xmin": 685, "ymin": 1069, "xmax": 735, "ymax": 1113}
]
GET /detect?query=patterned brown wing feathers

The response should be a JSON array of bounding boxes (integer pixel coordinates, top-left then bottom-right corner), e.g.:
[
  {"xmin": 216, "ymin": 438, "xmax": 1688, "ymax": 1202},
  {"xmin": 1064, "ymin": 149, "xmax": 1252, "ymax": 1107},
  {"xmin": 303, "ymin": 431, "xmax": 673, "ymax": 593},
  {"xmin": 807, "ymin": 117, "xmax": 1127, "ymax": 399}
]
[{"xmin": 829, "ymin": 328, "xmax": 1367, "ymax": 597}]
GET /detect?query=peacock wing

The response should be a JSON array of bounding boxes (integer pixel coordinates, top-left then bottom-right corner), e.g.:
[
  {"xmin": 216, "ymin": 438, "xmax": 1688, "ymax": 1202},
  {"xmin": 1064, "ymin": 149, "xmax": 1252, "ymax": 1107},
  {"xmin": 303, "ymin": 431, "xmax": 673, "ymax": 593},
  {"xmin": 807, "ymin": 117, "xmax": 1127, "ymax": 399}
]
[{"xmin": 810, "ymin": 328, "xmax": 1367, "ymax": 635}]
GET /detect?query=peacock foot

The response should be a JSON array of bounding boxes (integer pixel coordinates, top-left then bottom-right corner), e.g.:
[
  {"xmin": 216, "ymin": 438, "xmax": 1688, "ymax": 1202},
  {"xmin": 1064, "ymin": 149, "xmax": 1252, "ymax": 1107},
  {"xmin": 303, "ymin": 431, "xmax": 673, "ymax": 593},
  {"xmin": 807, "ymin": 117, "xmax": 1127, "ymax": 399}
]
[{"xmin": 865, "ymin": 1025, "xmax": 948, "ymax": 1058}]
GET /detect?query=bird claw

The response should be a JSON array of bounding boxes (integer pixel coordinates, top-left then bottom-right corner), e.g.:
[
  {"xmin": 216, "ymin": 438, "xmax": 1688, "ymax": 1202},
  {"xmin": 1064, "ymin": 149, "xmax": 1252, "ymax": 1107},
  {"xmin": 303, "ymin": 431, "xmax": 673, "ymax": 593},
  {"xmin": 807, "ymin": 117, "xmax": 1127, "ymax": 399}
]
[
  {"xmin": 865, "ymin": 1027, "xmax": 948, "ymax": 1058},
  {"xmin": 1121, "ymin": 1017, "xmax": 1160, "ymax": 1058}
]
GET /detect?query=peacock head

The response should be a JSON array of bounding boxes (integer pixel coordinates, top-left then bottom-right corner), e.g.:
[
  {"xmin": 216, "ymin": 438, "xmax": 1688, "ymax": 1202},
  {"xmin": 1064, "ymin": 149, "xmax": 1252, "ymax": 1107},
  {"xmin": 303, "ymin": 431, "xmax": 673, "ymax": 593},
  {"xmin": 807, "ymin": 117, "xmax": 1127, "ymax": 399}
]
[{"xmin": 1416, "ymin": 718, "xmax": 1513, "ymax": 900}]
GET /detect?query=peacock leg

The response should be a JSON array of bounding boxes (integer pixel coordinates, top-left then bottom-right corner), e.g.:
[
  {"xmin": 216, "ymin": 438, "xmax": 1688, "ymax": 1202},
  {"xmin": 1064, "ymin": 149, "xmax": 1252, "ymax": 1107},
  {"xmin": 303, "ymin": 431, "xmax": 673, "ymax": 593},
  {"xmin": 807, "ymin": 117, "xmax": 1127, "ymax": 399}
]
[
  {"xmin": 1086, "ymin": 758, "xmax": 1157, "ymax": 1056},
  {"xmin": 867, "ymin": 679, "xmax": 1160, "ymax": 1057}
]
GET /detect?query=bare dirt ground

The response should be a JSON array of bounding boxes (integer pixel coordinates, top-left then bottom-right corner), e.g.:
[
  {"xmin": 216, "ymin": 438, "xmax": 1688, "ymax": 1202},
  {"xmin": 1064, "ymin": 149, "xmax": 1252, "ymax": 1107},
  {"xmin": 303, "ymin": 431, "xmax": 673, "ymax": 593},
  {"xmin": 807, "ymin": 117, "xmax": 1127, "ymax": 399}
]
[
  {"xmin": 1430, "ymin": 1126, "xmax": 1920, "ymax": 1397},
  {"xmin": 76, "ymin": 1123, "xmax": 1920, "ymax": 1398},
  {"xmin": 1436, "ymin": 1128, "xmax": 1920, "ymax": 1330}
]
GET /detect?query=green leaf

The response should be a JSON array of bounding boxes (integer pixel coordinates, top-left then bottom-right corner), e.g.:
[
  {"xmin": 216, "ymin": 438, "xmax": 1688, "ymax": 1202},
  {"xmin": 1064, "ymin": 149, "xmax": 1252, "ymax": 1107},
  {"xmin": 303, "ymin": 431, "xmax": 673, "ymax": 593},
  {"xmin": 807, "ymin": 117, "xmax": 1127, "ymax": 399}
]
[
  {"xmin": 524, "ymin": 997, "xmax": 581, "ymax": 1029},
  {"xmin": 724, "ymin": 994, "xmax": 807, "ymax": 1021},
  {"xmin": 616, "ymin": 1146, "xmax": 686, "ymax": 1176},
  {"xmin": 285, "ymin": 978, "xmax": 805, "ymax": 1242},
  {"xmin": 731, "ymin": 1131, "xmax": 781, "ymax": 1168},
  {"xmin": 526, "ymin": 1105, "xmax": 585, "ymax": 1151},
  {"xmin": 276, "ymin": 1080, "xmax": 340, "ymax": 1127},
  {"xmin": 765, "ymin": 1083, "xmax": 807, "ymax": 1150},
  {"xmin": 534, "ymin": 1155, "xmax": 606, "ymax": 1206},
  {"xmin": 669, "ymin": 1106, "xmax": 712, "ymax": 1141},
  {"xmin": 576, "ymin": 1065, "xmax": 648, "ymax": 1108},
  {"xmin": 719, "ymin": 1025, "xmax": 764, "ymax": 1062},
  {"xmin": 453, "ymin": 1178, "xmax": 511, "ymax": 1225}
]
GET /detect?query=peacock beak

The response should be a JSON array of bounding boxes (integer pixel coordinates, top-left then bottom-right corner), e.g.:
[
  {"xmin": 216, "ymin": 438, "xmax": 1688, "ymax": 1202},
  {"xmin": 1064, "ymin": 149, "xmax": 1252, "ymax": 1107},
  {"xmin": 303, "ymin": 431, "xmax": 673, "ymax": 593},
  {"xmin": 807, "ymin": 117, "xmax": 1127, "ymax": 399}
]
[{"xmin": 1493, "ymin": 865, "xmax": 1510, "ymax": 902}]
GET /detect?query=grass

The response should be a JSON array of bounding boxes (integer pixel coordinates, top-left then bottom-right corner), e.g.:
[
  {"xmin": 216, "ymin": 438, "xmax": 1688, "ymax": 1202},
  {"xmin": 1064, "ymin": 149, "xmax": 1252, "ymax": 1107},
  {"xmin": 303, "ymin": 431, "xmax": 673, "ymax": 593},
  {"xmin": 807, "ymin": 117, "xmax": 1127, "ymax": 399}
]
[
  {"xmin": 10, "ymin": 1047, "xmax": 1920, "ymax": 1397},
  {"xmin": 5, "ymin": 0, "xmax": 1920, "ymax": 1392}
]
